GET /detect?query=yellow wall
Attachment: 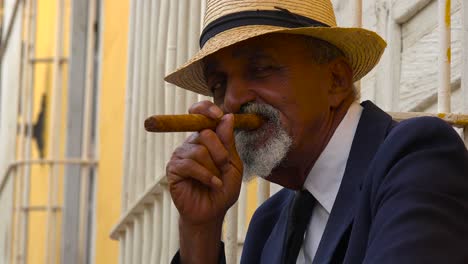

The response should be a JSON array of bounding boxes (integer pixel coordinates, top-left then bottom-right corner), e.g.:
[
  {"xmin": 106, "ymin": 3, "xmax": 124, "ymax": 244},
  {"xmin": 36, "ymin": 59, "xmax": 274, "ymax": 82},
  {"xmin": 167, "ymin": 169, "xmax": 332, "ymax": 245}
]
[
  {"xmin": 95, "ymin": 0, "xmax": 130, "ymax": 263},
  {"xmin": 246, "ymin": 179, "xmax": 259, "ymax": 227}
]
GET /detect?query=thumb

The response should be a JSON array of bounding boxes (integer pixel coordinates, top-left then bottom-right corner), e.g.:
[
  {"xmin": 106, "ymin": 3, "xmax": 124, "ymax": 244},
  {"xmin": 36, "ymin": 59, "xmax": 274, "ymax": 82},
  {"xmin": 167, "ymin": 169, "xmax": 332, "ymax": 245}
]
[
  {"xmin": 216, "ymin": 114, "xmax": 236, "ymax": 154},
  {"xmin": 216, "ymin": 114, "xmax": 242, "ymax": 173}
]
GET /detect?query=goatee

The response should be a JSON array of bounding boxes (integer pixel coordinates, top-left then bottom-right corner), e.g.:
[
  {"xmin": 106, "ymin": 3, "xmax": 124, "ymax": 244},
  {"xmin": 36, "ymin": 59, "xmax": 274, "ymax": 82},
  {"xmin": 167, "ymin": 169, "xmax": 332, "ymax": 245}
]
[{"xmin": 235, "ymin": 103, "xmax": 292, "ymax": 181}]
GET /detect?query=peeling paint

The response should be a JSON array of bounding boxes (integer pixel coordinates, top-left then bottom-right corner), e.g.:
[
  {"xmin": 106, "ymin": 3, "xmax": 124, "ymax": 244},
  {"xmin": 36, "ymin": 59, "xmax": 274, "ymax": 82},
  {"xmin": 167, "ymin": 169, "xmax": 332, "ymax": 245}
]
[
  {"xmin": 458, "ymin": 119, "xmax": 468, "ymax": 126},
  {"xmin": 445, "ymin": 0, "xmax": 451, "ymax": 27},
  {"xmin": 447, "ymin": 47, "xmax": 451, "ymax": 63}
]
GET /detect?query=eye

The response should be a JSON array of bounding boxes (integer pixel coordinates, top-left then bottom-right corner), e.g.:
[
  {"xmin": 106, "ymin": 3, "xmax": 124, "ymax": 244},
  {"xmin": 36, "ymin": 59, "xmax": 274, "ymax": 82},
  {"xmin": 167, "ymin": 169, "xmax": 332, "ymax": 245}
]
[
  {"xmin": 211, "ymin": 81, "xmax": 222, "ymax": 91},
  {"xmin": 254, "ymin": 65, "xmax": 275, "ymax": 73},
  {"xmin": 209, "ymin": 78, "xmax": 226, "ymax": 102},
  {"xmin": 249, "ymin": 64, "xmax": 279, "ymax": 79}
]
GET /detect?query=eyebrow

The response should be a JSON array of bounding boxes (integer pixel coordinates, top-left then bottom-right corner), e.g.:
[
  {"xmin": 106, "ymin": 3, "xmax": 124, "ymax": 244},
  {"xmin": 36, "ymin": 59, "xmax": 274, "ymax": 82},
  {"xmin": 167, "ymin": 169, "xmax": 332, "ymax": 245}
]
[{"xmin": 203, "ymin": 47, "xmax": 275, "ymax": 77}]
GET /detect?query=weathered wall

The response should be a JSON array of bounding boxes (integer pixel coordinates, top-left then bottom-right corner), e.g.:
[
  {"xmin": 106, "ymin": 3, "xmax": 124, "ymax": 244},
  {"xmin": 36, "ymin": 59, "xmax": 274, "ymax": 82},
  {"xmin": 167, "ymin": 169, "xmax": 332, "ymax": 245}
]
[{"xmin": 332, "ymin": 0, "xmax": 464, "ymax": 113}]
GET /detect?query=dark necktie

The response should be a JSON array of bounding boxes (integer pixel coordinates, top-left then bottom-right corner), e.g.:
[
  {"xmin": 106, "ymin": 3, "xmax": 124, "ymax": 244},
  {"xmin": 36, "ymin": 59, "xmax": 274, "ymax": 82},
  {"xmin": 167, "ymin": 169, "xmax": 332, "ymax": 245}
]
[{"xmin": 283, "ymin": 189, "xmax": 316, "ymax": 264}]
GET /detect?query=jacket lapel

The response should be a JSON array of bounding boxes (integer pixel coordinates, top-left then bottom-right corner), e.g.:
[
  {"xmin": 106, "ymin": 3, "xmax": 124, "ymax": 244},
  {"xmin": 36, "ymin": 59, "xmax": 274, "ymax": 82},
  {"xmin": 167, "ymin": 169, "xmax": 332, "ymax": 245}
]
[{"xmin": 312, "ymin": 101, "xmax": 393, "ymax": 263}]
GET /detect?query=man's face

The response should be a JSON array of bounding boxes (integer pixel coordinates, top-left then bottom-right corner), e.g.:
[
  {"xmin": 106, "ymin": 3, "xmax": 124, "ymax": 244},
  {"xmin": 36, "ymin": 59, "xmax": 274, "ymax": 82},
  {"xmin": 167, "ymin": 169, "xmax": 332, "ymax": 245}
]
[{"xmin": 204, "ymin": 34, "xmax": 341, "ymax": 184}]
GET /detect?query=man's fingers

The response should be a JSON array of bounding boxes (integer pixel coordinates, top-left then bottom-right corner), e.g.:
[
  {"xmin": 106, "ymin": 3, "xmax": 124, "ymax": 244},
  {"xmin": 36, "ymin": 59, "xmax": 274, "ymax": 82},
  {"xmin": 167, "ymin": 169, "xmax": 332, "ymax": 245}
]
[
  {"xmin": 188, "ymin": 100, "xmax": 223, "ymax": 119},
  {"xmin": 197, "ymin": 129, "xmax": 230, "ymax": 168},
  {"xmin": 217, "ymin": 114, "xmax": 237, "ymax": 154},
  {"xmin": 167, "ymin": 159, "xmax": 223, "ymax": 189},
  {"xmin": 173, "ymin": 139, "xmax": 222, "ymax": 177},
  {"xmin": 216, "ymin": 114, "xmax": 243, "ymax": 174}
]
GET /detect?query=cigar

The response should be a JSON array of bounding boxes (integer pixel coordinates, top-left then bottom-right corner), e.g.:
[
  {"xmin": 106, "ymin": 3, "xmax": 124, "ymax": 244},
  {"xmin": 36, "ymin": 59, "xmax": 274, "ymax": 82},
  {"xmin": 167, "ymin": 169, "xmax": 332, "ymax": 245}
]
[{"xmin": 144, "ymin": 114, "xmax": 263, "ymax": 133}]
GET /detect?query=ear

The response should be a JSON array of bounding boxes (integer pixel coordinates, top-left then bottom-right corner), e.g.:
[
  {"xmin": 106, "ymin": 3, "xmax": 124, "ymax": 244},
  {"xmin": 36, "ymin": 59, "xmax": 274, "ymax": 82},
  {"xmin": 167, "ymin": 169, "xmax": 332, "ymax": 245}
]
[{"xmin": 328, "ymin": 57, "xmax": 354, "ymax": 108}]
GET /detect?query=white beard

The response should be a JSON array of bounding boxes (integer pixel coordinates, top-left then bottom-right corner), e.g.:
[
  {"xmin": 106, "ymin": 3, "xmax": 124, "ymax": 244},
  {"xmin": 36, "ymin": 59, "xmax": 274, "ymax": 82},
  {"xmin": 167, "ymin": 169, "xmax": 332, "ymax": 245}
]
[{"xmin": 234, "ymin": 103, "xmax": 292, "ymax": 181}]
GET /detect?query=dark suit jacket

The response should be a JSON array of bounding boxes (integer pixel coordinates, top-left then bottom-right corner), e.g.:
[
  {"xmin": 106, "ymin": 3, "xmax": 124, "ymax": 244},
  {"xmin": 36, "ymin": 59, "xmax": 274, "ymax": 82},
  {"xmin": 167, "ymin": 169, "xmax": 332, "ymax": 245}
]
[{"xmin": 173, "ymin": 101, "xmax": 468, "ymax": 264}]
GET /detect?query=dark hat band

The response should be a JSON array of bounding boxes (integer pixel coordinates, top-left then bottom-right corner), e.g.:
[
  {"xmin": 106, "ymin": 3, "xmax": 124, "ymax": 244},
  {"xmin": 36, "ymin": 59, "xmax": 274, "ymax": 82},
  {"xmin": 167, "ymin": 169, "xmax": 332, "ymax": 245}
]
[{"xmin": 199, "ymin": 8, "xmax": 331, "ymax": 48}]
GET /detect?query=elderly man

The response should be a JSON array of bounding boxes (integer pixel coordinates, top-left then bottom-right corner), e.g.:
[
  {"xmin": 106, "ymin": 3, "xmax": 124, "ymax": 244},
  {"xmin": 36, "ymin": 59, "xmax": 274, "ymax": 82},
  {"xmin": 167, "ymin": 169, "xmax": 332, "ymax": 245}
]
[{"xmin": 165, "ymin": 0, "xmax": 468, "ymax": 263}]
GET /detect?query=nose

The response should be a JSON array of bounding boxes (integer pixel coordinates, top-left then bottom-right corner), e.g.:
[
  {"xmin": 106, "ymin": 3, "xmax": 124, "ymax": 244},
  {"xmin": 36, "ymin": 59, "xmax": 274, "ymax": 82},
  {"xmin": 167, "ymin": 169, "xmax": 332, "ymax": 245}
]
[{"xmin": 222, "ymin": 77, "xmax": 256, "ymax": 113}]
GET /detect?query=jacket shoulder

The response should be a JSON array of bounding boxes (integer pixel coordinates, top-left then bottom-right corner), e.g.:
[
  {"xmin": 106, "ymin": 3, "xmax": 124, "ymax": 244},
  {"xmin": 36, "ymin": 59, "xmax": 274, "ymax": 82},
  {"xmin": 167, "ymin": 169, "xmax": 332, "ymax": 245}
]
[
  {"xmin": 249, "ymin": 188, "xmax": 293, "ymax": 226},
  {"xmin": 360, "ymin": 117, "xmax": 468, "ymax": 263},
  {"xmin": 241, "ymin": 188, "xmax": 293, "ymax": 263},
  {"xmin": 368, "ymin": 117, "xmax": 468, "ymax": 190}
]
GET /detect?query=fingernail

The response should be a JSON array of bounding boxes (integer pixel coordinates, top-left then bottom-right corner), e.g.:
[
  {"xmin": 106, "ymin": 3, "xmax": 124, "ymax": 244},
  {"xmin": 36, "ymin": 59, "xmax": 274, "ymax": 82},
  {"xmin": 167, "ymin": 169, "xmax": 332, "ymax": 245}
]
[
  {"xmin": 222, "ymin": 113, "xmax": 234, "ymax": 122},
  {"xmin": 209, "ymin": 106, "xmax": 223, "ymax": 118},
  {"xmin": 211, "ymin": 176, "xmax": 223, "ymax": 188}
]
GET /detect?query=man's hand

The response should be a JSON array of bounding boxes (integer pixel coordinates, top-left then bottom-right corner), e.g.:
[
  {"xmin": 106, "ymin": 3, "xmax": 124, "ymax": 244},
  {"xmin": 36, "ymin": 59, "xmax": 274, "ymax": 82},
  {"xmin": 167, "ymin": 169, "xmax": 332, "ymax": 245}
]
[{"xmin": 166, "ymin": 101, "xmax": 243, "ymax": 264}]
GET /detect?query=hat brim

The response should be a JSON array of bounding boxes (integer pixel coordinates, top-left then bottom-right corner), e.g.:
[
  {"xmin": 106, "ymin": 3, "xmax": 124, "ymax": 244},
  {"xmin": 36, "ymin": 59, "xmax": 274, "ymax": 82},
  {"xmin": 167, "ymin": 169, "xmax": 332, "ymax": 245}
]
[{"xmin": 164, "ymin": 25, "xmax": 387, "ymax": 96}]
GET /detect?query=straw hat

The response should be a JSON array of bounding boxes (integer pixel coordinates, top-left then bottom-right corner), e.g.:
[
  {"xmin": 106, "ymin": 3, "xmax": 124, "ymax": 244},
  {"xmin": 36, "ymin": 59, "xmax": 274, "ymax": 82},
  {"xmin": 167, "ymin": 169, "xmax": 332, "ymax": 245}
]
[{"xmin": 165, "ymin": 0, "xmax": 387, "ymax": 96}]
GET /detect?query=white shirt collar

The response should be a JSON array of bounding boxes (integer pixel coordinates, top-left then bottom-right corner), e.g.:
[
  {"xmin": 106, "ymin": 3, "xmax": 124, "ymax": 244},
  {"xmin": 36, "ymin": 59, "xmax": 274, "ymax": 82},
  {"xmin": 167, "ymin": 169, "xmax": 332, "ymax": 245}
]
[{"xmin": 303, "ymin": 102, "xmax": 363, "ymax": 213}]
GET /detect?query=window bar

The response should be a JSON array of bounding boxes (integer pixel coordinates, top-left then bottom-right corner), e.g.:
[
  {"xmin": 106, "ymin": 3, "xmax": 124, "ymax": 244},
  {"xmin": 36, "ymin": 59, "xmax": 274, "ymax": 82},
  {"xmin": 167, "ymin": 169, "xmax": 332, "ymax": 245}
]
[
  {"xmin": 174, "ymin": 0, "xmax": 189, "ymax": 164},
  {"xmin": 16, "ymin": 0, "xmax": 37, "ymax": 263},
  {"xmin": 257, "ymin": 179, "xmax": 270, "ymax": 206},
  {"xmin": 238, "ymin": 184, "xmax": 247, "ymax": 244},
  {"xmin": 200, "ymin": 0, "xmax": 206, "ymax": 29},
  {"xmin": 132, "ymin": 216, "xmax": 143, "ymax": 264},
  {"xmin": 142, "ymin": 206, "xmax": 154, "ymax": 264},
  {"xmin": 18, "ymin": 0, "xmax": 35, "ymax": 259},
  {"xmin": 135, "ymin": 0, "xmax": 146, "ymax": 200},
  {"xmin": 4, "ymin": 159, "xmax": 97, "ymax": 175},
  {"xmin": 128, "ymin": 0, "xmax": 145, "ymax": 257},
  {"xmin": 44, "ymin": 0, "xmax": 65, "ymax": 262},
  {"xmin": 127, "ymin": 0, "xmax": 143, "ymax": 205},
  {"xmin": 159, "ymin": 188, "xmax": 171, "ymax": 263},
  {"xmin": 0, "ymin": 0, "xmax": 22, "ymax": 60},
  {"xmin": 78, "ymin": 0, "xmax": 97, "ymax": 262},
  {"xmin": 186, "ymin": 0, "xmax": 201, "ymax": 111},
  {"xmin": 226, "ymin": 202, "xmax": 239, "ymax": 264},
  {"xmin": 136, "ymin": 0, "xmax": 150, "ymax": 194},
  {"xmin": 124, "ymin": 225, "xmax": 133, "ymax": 264},
  {"xmin": 145, "ymin": 0, "xmax": 160, "ymax": 185},
  {"xmin": 168, "ymin": 1, "xmax": 189, "ymax": 255},
  {"xmin": 383, "ymin": 6, "xmax": 402, "ymax": 112},
  {"xmin": 12, "ymin": 167, "xmax": 21, "ymax": 264},
  {"xmin": 353, "ymin": 0, "xmax": 363, "ymax": 28},
  {"xmin": 151, "ymin": 196, "xmax": 163, "ymax": 263},
  {"xmin": 13, "ymin": 8, "xmax": 26, "ymax": 261},
  {"xmin": 438, "ymin": 0, "xmax": 451, "ymax": 113},
  {"xmin": 12, "ymin": 0, "xmax": 30, "ymax": 262},
  {"xmin": 164, "ymin": 0, "xmax": 178, "ymax": 167},
  {"xmin": 28, "ymin": 57, "xmax": 67, "ymax": 64},
  {"xmin": 153, "ymin": 0, "xmax": 169, "ymax": 183},
  {"xmin": 462, "ymin": 0, "xmax": 468, "ymax": 146},
  {"xmin": 118, "ymin": 233, "xmax": 126, "ymax": 264},
  {"xmin": 353, "ymin": 0, "xmax": 363, "ymax": 95},
  {"xmin": 122, "ymin": 0, "xmax": 137, "ymax": 212},
  {"xmin": 145, "ymin": 0, "xmax": 160, "ymax": 193},
  {"xmin": 169, "ymin": 203, "xmax": 180, "ymax": 259},
  {"xmin": 165, "ymin": 1, "xmax": 180, "ymax": 258}
]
